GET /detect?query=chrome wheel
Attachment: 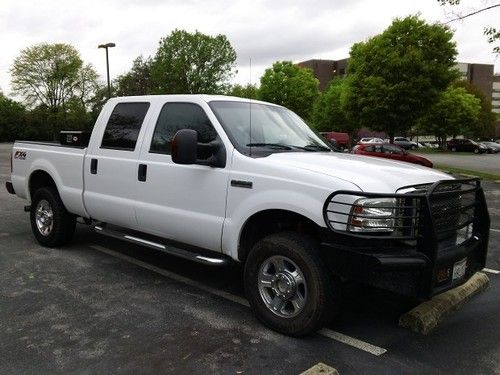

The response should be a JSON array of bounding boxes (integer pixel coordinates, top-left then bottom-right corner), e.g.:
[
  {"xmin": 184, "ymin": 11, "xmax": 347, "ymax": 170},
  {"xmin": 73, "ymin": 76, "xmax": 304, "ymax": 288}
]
[
  {"xmin": 35, "ymin": 199, "xmax": 54, "ymax": 236},
  {"xmin": 258, "ymin": 255, "xmax": 307, "ymax": 318}
]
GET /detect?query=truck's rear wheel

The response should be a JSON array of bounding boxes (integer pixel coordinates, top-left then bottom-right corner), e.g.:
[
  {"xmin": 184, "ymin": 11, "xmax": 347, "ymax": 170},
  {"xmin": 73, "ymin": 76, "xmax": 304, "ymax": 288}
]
[
  {"xmin": 30, "ymin": 187, "xmax": 76, "ymax": 247},
  {"xmin": 244, "ymin": 232, "xmax": 339, "ymax": 336}
]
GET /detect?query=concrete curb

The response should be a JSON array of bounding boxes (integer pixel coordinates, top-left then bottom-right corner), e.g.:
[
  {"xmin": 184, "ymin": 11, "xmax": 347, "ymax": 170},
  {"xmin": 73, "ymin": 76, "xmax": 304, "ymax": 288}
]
[
  {"xmin": 300, "ymin": 363, "xmax": 339, "ymax": 375},
  {"xmin": 399, "ymin": 272, "xmax": 490, "ymax": 335}
]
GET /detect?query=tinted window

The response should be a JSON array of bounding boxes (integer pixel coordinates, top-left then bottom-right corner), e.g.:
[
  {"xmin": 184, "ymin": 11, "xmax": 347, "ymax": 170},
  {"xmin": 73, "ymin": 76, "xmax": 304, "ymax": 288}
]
[
  {"xmin": 101, "ymin": 102, "xmax": 150, "ymax": 150},
  {"xmin": 150, "ymin": 102, "xmax": 217, "ymax": 156},
  {"xmin": 383, "ymin": 145, "xmax": 403, "ymax": 154}
]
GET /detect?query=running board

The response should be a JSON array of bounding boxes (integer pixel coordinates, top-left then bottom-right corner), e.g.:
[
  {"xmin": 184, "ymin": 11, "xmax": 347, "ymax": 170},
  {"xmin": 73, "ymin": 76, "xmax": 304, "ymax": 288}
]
[{"xmin": 94, "ymin": 224, "xmax": 231, "ymax": 266}]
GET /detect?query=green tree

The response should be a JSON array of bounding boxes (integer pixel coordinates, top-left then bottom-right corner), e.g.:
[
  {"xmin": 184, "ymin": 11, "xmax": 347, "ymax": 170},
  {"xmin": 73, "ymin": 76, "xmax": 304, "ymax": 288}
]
[
  {"xmin": 10, "ymin": 43, "xmax": 99, "ymax": 138},
  {"xmin": 312, "ymin": 79, "xmax": 359, "ymax": 143},
  {"xmin": 115, "ymin": 56, "xmax": 153, "ymax": 96},
  {"xmin": 417, "ymin": 86, "xmax": 481, "ymax": 146},
  {"xmin": 259, "ymin": 61, "xmax": 320, "ymax": 120},
  {"xmin": 229, "ymin": 83, "xmax": 258, "ymax": 99},
  {"xmin": 452, "ymin": 80, "xmax": 497, "ymax": 138},
  {"xmin": 10, "ymin": 43, "xmax": 99, "ymax": 110},
  {"xmin": 344, "ymin": 15, "xmax": 459, "ymax": 142},
  {"xmin": 150, "ymin": 29, "xmax": 237, "ymax": 94},
  {"xmin": 0, "ymin": 93, "xmax": 26, "ymax": 142}
]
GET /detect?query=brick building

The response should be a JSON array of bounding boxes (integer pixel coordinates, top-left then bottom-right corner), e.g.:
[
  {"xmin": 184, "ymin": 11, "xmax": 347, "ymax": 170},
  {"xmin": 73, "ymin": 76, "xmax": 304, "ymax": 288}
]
[{"xmin": 297, "ymin": 59, "xmax": 348, "ymax": 91}]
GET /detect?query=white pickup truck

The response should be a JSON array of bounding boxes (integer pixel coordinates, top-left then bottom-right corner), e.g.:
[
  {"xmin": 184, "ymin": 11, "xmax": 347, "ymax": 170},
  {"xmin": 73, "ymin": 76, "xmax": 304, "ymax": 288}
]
[{"xmin": 6, "ymin": 95, "xmax": 490, "ymax": 336}]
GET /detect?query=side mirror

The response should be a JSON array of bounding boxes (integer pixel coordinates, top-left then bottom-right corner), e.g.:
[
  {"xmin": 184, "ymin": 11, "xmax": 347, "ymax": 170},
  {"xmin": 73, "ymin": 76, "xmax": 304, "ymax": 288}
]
[
  {"xmin": 171, "ymin": 129, "xmax": 227, "ymax": 168},
  {"xmin": 172, "ymin": 129, "xmax": 198, "ymax": 165}
]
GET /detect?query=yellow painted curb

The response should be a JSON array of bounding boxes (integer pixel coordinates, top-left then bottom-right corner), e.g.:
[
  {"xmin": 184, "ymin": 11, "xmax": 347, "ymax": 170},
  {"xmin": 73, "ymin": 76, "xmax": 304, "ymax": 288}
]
[{"xmin": 399, "ymin": 272, "xmax": 490, "ymax": 335}]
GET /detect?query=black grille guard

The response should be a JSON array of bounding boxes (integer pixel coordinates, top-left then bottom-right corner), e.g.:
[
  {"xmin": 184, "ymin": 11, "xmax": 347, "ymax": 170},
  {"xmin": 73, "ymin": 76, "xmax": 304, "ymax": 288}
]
[
  {"xmin": 323, "ymin": 178, "xmax": 489, "ymax": 240},
  {"xmin": 323, "ymin": 178, "xmax": 490, "ymax": 294}
]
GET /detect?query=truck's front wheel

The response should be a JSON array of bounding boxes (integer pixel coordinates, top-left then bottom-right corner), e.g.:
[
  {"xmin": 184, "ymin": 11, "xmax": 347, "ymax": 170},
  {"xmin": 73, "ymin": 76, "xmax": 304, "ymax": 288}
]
[
  {"xmin": 30, "ymin": 187, "xmax": 76, "ymax": 247},
  {"xmin": 244, "ymin": 232, "xmax": 339, "ymax": 336}
]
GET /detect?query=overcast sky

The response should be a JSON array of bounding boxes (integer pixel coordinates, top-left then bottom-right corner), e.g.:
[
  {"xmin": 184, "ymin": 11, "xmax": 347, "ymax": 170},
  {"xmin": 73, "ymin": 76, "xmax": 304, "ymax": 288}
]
[{"xmin": 0, "ymin": 0, "xmax": 498, "ymax": 96}]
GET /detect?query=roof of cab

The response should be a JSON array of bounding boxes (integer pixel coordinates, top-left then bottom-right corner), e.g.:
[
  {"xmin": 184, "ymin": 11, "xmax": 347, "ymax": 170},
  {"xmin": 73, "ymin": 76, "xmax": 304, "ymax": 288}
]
[{"xmin": 108, "ymin": 94, "xmax": 280, "ymax": 107}]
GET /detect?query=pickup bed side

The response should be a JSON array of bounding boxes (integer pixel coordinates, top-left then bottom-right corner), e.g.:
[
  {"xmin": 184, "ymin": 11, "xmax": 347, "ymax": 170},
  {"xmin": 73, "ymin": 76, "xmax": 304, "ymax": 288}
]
[{"xmin": 11, "ymin": 142, "xmax": 88, "ymax": 218}]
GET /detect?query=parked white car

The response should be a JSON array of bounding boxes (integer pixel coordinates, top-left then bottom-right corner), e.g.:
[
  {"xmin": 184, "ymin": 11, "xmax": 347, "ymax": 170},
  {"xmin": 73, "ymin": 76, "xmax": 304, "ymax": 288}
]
[
  {"xmin": 359, "ymin": 137, "xmax": 385, "ymax": 144},
  {"xmin": 6, "ymin": 95, "xmax": 490, "ymax": 336}
]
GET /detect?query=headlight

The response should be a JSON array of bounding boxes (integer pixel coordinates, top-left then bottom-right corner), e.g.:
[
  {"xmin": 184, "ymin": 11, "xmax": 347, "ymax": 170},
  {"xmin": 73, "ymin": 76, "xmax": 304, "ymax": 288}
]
[{"xmin": 347, "ymin": 197, "xmax": 396, "ymax": 232}]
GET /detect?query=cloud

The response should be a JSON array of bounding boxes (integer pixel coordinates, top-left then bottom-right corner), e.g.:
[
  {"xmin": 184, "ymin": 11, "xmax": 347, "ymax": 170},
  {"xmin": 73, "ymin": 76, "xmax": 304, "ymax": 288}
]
[{"xmin": 0, "ymin": 0, "xmax": 498, "ymax": 95}]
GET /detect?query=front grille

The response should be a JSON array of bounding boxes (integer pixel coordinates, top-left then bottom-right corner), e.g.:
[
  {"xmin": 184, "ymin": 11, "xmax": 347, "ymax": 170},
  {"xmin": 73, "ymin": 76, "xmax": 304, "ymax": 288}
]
[
  {"xmin": 323, "ymin": 179, "xmax": 481, "ymax": 244},
  {"xmin": 428, "ymin": 180, "xmax": 477, "ymax": 249}
]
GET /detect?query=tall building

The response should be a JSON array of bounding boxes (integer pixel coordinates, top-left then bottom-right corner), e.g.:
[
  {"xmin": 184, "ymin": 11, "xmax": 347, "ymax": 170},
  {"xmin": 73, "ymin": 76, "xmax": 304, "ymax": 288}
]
[
  {"xmin": 493, "ymin": 75, "xmax": 500, "ymax": 137},
  {"xmin": 493, "ymin": 75, "xmax": 500, "ymax": 115},
  {"xmin": 297, "ymin": 59, "xmax": 348, "ymax": 91},
  {"xmin": 455, "ymin": 63, "xmax": 495, "ymax": 101}
]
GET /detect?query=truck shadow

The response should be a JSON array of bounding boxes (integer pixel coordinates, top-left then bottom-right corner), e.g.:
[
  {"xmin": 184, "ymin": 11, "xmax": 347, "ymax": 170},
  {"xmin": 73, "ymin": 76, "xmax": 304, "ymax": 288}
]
[{"xmin": 72, "ymin": 225, "xmax": 420, "ymax": 336}]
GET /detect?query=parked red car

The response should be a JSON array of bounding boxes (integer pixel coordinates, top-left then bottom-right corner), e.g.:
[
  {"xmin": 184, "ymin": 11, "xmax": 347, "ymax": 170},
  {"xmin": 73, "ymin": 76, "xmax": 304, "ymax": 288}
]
[
  {"xmin": 352, "ymin": 143, "xmax": 433, "ymax": 167},
  {"xmin": 320, "ymin": 131, "xmax": 349, "ymax": 150}
]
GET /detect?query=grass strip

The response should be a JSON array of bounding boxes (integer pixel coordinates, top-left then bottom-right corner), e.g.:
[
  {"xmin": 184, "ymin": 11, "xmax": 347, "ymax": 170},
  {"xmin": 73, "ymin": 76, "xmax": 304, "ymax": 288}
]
[{"xmin": 435, "ymin": 164, "xmax": 500, "ymax": 181}]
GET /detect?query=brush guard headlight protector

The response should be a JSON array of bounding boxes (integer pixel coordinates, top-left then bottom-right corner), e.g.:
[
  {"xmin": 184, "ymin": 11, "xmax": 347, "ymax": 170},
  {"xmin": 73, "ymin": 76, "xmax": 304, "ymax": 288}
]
[{"xmin": 347, "ymin": 197, "xmax": 396, "ymax": 232}]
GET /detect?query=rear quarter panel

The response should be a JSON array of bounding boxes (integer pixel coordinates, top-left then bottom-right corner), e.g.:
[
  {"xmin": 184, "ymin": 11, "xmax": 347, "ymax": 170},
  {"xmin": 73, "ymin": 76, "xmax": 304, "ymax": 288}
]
[{"xmin": 11, "ymin": 142, "xmax": 88, "ymax": 217}]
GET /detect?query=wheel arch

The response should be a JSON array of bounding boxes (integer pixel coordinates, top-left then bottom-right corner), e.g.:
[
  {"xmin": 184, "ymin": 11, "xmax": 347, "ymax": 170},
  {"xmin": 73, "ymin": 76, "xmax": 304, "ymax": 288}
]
[
  {"xmin": 28, "ymin": 169, "xmax": 58, "ymax": 200},
  {"xmin": 237, "ymin": 209, "xmax": 322, "ymax": 262}
]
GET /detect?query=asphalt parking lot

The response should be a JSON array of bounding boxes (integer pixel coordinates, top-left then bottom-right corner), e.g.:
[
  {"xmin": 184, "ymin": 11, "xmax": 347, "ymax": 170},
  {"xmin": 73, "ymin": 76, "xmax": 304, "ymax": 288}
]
[
  {"xmin": 1, "ymin": 142, "xmax": 499, "ymax": 374},
  {"xmin": 414, "ymin": 151, "xmax": 500, "ymax": 175}
]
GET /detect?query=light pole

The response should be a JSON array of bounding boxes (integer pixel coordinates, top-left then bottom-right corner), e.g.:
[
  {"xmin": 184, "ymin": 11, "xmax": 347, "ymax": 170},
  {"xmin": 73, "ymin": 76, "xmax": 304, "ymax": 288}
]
[{"xmin": 98, "ymin": 42, "xmax": 116, "ymax": 98}]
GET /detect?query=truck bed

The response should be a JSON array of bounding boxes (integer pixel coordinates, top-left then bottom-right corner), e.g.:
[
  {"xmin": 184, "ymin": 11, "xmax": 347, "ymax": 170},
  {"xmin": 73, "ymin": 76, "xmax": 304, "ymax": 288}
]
[{"xmin": 11, "ymin": 141, "xmax": 89, "ymax": 218}]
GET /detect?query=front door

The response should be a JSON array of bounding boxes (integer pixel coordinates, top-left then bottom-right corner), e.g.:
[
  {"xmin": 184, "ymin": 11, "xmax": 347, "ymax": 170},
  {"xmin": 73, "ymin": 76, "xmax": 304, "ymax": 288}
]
[{"xmin": 135, "ymin": 100, "xmax": 230, "ymax": 252}]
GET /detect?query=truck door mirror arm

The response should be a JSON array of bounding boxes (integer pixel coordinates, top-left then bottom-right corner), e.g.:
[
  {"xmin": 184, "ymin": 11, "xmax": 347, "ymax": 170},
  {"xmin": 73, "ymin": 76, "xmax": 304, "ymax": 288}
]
[{"xmin": 171, "ymin": 129, "xmax": 226, "ymax": 168}]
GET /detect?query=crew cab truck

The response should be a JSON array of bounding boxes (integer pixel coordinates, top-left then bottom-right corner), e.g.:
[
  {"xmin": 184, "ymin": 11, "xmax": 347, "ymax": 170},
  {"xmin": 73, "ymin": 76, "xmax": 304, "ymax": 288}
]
[{"xmin": 6, "ymin": 95, "xmax": 490, "ymax": 336}]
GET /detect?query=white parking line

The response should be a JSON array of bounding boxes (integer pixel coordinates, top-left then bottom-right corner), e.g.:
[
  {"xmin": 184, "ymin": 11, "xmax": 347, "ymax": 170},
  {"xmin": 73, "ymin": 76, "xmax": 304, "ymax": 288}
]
[
  {"xmin": 89, "ymin": 244, "xmax": 387, "ymax": 356},
  {"xmin": 318, "ymin": 329, "xmax": 387, "ymax": 356},
  {"xmin": 483, "ymin": 268, "xmax": 500, "ymax": 275},
  {"xmin": 490, "ymin": 228, "xmax": 500, "ymax": 233}
]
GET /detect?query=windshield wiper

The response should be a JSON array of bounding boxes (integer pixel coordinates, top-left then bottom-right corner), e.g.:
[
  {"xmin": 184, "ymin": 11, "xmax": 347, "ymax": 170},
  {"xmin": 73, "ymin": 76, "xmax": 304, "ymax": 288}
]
[
  {"xmin": 293, "ymin": 144, "xmax": 332, "ymax": 152},
  {"xmin": 246, "ymin": 143, "xmax": 293, "ymax": 150}
]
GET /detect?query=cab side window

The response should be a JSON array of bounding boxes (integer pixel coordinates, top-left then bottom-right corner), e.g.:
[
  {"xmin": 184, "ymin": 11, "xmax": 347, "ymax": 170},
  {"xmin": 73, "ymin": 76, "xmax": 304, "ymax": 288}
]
[
  {"xmin": 150, "ymin": 102, "xmax": 217, "ymax": 157},
  {"xmin": 101, "ymin": 102, "xmax": 150, "ymax": 151}
]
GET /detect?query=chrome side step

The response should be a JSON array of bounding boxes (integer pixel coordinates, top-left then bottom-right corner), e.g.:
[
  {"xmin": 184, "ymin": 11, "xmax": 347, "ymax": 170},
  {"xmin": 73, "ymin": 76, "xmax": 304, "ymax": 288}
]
[{"xmin": 94, "ymin": 224, "xmax": 231, "ymax": 266}]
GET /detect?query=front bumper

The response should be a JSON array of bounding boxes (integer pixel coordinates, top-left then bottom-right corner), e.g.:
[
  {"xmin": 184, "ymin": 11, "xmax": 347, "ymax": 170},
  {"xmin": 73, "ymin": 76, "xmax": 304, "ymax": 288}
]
[
  {"xmin": 320, "ymin": 178, "xmax": 490, "ymax": 300},
  {"xmin": 5, "ymin": 181, "xmax": 15, "ymax": 195},
  {"xmin": 320, "ymin": 231, "xmax": 487, "ymax": 300}
]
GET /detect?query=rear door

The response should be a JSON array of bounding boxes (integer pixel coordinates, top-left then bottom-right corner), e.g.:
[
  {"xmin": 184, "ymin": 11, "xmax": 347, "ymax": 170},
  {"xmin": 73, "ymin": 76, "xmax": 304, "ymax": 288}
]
[
  {"xmin": 134, "ymin": 100, "xmax": 230, "ymax": 251},
  {"xmin": 83, "ymin": 101, "xmax": 152, "ymax": 228}
]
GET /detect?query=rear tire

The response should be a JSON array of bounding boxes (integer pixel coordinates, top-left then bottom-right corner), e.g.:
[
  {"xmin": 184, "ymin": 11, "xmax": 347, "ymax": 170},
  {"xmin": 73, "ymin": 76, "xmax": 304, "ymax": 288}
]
[
  {"xmin": 451, "ymin": 147, "xmax": 457, "ymax": 152},
  {"xmin": 244, "ymin": 232, "xmax": 339, "ymax": 337},
  {"xmin": 30, "ymin": 187, "xmax": 76, "ymax": 247},
  {"xmin": 474, "ymin": 148, "xmax": 479, "ymax": 154}
]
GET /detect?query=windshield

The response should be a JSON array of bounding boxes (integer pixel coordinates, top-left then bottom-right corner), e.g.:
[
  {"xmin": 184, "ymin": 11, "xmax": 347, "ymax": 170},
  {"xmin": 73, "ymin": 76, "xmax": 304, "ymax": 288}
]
[{"xmin": 209, "ymin": 101, "xmax": 331, "ymax": 155}]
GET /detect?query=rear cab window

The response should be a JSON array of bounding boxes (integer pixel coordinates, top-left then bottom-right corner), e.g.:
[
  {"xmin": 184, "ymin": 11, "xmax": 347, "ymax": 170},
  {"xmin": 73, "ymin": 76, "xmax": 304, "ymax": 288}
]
[{"xmin": 101, "ymin": 102, "xmax": 150, "ymax": 151}]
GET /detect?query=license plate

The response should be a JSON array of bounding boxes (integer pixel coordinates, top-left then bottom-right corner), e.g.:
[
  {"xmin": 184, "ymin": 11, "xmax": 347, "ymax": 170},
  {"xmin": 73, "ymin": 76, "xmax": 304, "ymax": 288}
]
[{"xmin": 452, "ymin": 258, "xmax": 467, "ymax": 281}]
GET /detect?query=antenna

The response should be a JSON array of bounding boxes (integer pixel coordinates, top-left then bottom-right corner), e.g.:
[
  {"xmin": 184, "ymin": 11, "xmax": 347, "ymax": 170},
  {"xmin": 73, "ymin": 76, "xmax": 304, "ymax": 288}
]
[{"xmin": 249, "ymin": 57, "xmax": 252, "ymax": 157}]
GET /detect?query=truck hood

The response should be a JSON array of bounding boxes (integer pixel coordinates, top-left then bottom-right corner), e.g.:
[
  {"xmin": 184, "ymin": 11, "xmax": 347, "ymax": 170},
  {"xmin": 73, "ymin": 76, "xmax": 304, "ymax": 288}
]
[{"xmin": 266, "ymin": 152, "xmax": 452, "ymax": 193}]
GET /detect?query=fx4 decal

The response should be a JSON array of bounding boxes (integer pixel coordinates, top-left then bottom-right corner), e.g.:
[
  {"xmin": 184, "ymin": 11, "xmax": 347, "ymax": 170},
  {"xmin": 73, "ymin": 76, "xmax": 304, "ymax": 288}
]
[{"xmin": 14, "ymin": 151, "xmax": 27, "ymax": 160}]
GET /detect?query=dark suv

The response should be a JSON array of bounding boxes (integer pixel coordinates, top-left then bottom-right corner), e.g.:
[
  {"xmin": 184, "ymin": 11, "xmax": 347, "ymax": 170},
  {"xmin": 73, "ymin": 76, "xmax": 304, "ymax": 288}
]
[{"xmin": 447, "ymin": 139, "xmax": 487, "ymax": 154}]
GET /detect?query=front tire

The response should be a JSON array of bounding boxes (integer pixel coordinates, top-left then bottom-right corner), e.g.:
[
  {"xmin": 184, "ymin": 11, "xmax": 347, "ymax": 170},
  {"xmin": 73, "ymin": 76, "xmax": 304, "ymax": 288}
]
[
  {"xmin": 244, "ymin": 232, "xmax": 339, "ymax": 336},
  {"xmin": 30, "ymin": 187, "xmax": 76, "ymax": 247}
]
